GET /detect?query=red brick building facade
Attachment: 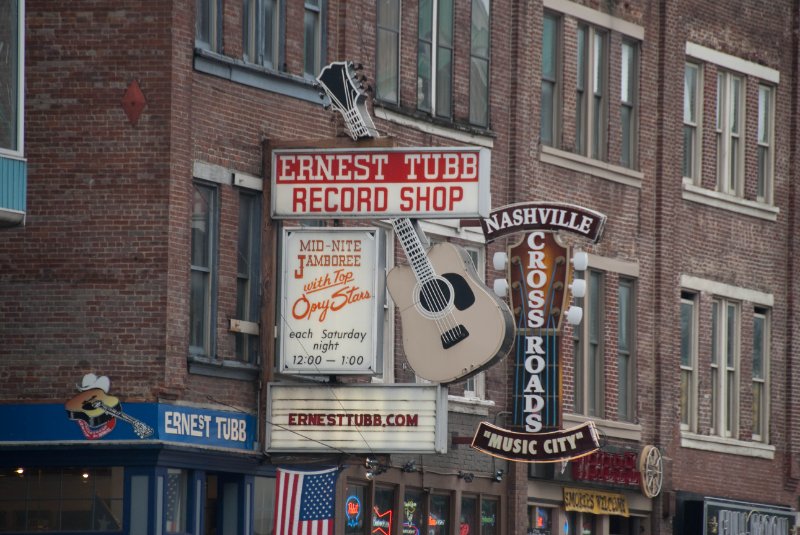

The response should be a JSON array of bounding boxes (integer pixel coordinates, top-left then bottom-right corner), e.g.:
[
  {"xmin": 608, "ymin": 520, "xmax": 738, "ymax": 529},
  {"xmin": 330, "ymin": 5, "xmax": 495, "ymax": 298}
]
[{"xmin": 0, "ymin": 0, "xmax": 798, "ymax": 534}]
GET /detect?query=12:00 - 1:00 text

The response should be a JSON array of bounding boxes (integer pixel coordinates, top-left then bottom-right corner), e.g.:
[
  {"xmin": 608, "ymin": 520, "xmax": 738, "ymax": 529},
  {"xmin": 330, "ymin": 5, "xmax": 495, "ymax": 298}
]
[{"xmin": 291, "ymin": 355, "xmax": 365, "ymax": 366}]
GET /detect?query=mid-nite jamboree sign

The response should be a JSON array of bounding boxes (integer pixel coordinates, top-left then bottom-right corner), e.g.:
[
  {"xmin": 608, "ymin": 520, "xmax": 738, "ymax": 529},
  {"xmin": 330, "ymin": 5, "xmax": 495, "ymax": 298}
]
[
  {"xmin": 271, "ymin": 146, "xmax": 491, "ymax": 219},
  {"xmin": 279, "ymin": 227, "xmax": 382, "ymax": 375}
]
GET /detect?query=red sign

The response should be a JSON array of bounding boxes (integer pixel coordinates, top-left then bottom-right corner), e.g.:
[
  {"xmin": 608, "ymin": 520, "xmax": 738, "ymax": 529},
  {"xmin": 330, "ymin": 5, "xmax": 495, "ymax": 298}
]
[
  {"xmin": 571, "ymin": 450, "xmax": 640, "ymax": 487},
  {"xmin": 271, "ymin": 147, "xmax": 491, "ymax": 218}
]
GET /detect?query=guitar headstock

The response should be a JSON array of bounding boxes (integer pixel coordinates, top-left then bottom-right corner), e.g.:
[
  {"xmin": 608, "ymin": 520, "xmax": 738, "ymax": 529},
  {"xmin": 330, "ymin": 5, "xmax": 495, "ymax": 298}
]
[{"xmin": 316, "ymin": 61, "xmax": 378, "ymax": 140}]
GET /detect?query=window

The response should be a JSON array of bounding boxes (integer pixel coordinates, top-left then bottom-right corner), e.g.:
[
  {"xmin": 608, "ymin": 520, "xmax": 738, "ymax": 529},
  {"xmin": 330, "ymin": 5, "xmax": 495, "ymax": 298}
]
[
  {"xmin": 372, "ymin": 486, "xmax": 395, "ymax": 534},
  {"xmin": 540, "ymin": 12, "xmax": 559, "ymax": 146},
  {"xmin": 680, "ymin": 293, "xmax": 698, "ymax": 431},
  {"xmin": 190, "ymin": 182, "xmax": 218, "ymax": 357},
  {"xmin": 752, "ymin": 308, "xmax": 769, "ymax": 442},
  {"xmin": 711, "ymin": 299, "xmax": 740, "ymax": 437},
  {"xmin": 572, "ymin": 270, "xmax": 603, "ymax": 417},
  {"xmin": 417, "ymin": 0, "xmax": 453, "ymax": 118},
  {"xmin": 376, "ymin": 0, "xmax": 401, "ymax": 104},
  {"xmin": 196, "ymin": 0, "xmax": 221, "ymax": 52},
  {"xmin": 0, "ymin": 467, "xmax": 124, "ymax": 532},
  {"xmin": 235, "ymin": 193, "xmax": 262, "ymax": 363},
  {"xmin": 463, "ymin": 245, "xmax": 486, "ymax": 399},
  {"xmin": 528, "ymin": 505, "xmax": 552, "ymax": 534},
  {"xmin": 620, "ymin": 40, "xmax": 638, "ymax": 168},
  {"xmin": 469, "ymin": 0, "xmax": 490, "ymax": 126},
  {"xmin": 576, "ymin": 24, "xmax": 608, "ymax": 160},
  {"xmin": 344, "ymin": 482, "xmax": 367, "ymax": 534},
  {"xmin": 757, "ymin": 84, "xmax": 774, "ymax": 203},
  {"xmin": 243, "ymin": 0, "xmax": 280, "ymax": 69},
  {"xmin": 617, "ymin": 278, "xmax": 635, "ymax": 421},
  {"xmin": 682, "ymin": 62, "xmax": 701, "ymax": 180},
  {"xmin": 0, "ymin": 0, "xmax": 22, "ymax": 155},
  {"xmin": 716, "ymin": 72, "xmax": 744, "ymax": 196},
  {"xmin": 303, "ymin": 0, "xmax": 324, "ymax": 77},
  {"xmin": 428, "ymin": 494, "xmax": 449, "ymax": 534},
  {"xmin": 253, "ymin": 476, "xmax": 276, "ymax": 535},
  {"xmin": 165, "ymin": 469, "xmax": 188, "ymax": 534}
]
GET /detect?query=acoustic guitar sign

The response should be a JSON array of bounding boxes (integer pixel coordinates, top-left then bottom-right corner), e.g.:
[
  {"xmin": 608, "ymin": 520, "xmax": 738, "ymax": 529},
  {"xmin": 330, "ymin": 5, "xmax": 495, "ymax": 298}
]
[{"xmin": 279, "ymin": 227, "xmax": 382, "ymax": 375}]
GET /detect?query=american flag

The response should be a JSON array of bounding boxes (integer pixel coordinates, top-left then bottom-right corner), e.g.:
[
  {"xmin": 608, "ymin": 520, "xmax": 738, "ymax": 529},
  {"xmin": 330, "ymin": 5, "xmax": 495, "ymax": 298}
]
[{"xmin": 273, "ymin": 467, "xmax": 339, "ymax": 535}]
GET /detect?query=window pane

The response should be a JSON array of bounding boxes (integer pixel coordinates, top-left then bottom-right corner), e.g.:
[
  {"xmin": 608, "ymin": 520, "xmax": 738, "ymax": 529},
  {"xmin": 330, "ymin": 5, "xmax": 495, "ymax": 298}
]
[
  {"xmin": 680, "ymin": 301, "xmax": 693, "ymax": 367},
  {"xmin": 684, "ymin": 64, "xmax": 697, "ymax": 124},
  {"xmin": 165, "ymin": 469, "xmax": 187, "ymax": 534},
  {"xmin": 344, "ymin": 483, "xmax": 366, "ymax": 534},
  {"xmin": 403, "ymin": 489, "xmax": 424, "ymax": 535},
  {"xmin": 437, "ymin": 0, "xmax": 453, "ymax": 47},
  {"xmin": 680, "ymin": 370, "xmax": 690, "ymax": 425},
  {"xmin": 726, "ymin": 303, "xmax": 736, "ymax": 368},
  {"xmin": 429, "ymin": 494, "xmax": 449, "ymax": 535},
  {"xmin": 471, "ymin": 0, "xmax": 490, "ymax": 57},
  {"xmin": 196, "ymin": 0, "xmax": 211, "ymax": 45},
  {"xmin": 262, "ymin": 0, "xmax": 277, "ymax": 68},
  {"xmin": 419, "ymin": 0, "xmax": 433, "ymax": 40},
  {"xmin": 190, "ymin": 270, "xmax": 209, "ymax": 350},
  {"xmin": 730, "ymin": 77, "xmax": 741, "ymax": 134},
  {"xmin": 711, "ymin": 302, "xmax": 719, "ymax": 365},
  {"xmin": 417, "ymin": 42, "xmax": 432, "ymax": 111},
  {"xmin": 372, "ymin": 487, "xmax": 394, "ymax": 534},
  {"xmin": 542, "ymin": 15, "xmax": 557, "ymax": 80},
  {"xmin": 481, "ymin": 498, "xmax": 499, "ymax": 535},
  {"xmin": 541, "ymin": 81, "xmax": 555, "ymax": 145},
  {"xmin": 470, "ymin": 57, "xmax": 488, "ymax": 126},
  {"xmin": 621, "ymin": 42, "xmax": 633, "ymax": 103},
  {"xmin": 436, "ymin": 47, "xmax": 452, "ymax": 117},
  {"xmin": 253, "ymin": 476, "xmax": 276, "ymax": 535},
  {"xmin": 460, "ymin": 496, "xmax": 478, "ymax": 535},
  {"xmin": 377, "ymin": 29, "xmax": 399, "ymax": 103},
  {"xmin": 753, "ymin": 381, "xmax": 763, "ymax": 436},
  {"xmin": 683, "ymin": 125, "xmax": 695, "ymax": 178},
  {"xmin": 0, "ymin": 0, "xmax": 19, "ymax": 151},
  {"xmin": 753, "ymin": 315, "xmax": 764, "ymax": 379},
  {"xmin": 192, "ymin": 185, "xmax": 213, "ymax": 268},
  {"xmin": 303, "ymin": 8, "xmax": 319, "ymax": 75},
  {"xmin": 378, "ymin": 0, "xmax": 400, "ymax": 28},
  {"xmin": 758, "ymin": 86, "xmax": 769, "ymax": 143}
]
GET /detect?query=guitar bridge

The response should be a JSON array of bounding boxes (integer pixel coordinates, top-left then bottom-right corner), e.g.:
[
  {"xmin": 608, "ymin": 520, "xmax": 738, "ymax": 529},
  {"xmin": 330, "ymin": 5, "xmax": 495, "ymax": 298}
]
[{"xmin": 441, "ymin": 325, "xmax": 469, "ymax": 349}]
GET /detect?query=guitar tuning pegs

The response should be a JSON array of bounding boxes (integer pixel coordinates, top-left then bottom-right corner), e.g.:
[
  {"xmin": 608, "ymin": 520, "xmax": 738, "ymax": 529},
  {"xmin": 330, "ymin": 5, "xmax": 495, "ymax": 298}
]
[
  {"xmin": 359, "ymin": 74, "xmax": 368, "ymax": 83},
  {"xmin": 354, "ymin": 62, "xmax": 364, "ymax": 71}
]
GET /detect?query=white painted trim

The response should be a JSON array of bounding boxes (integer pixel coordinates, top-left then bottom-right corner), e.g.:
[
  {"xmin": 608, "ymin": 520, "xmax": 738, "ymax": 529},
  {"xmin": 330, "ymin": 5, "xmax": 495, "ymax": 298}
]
[
  {"xmin": 681, "ymin": 182, "xmax": 779, "ymax": 221},
  {"xmin": 419, "ymin": 219, "xmax": 486, "ymax": 243},
  {"xmin": 681, "ymin": 432, "xmax": 775, "ymax": 459},
  {"xmin": 540, "ymin": 145, "xmax": 643, "ymax": 188},
  {"xmin": 680, "ymin": 274, "xmax": 774, "ymax": 306},
  {"xmin": 563, "ymin": 413, "xmax": 642, "ymax": 442},
  {"xmin": 229, "ymin": 319, "xmax": 260, "ymax": 335},
  {"xmin": 193, "ymin": 160, "xmax": 232, "ymax": 185},
  {"xmin": 447, "ymin": 396, "xmax": 494, "ymax": 416},
  {"xmin": 586, "ymin": 254, "xmax": 639, "ymax": 278},
  {"xmin": 685, "ymin": 42, "xmax": 780, "ymax": 84},
  {"xmin": 543, "ymin": 0, "xmax": 645, "ymax": 40},
  {"xmin": 374, "ymin": 107, "xmax": 495, "ymax": 149},
  {"xmin": 233, "ymin": 171, "xmax": 263, "ymax": 191}
]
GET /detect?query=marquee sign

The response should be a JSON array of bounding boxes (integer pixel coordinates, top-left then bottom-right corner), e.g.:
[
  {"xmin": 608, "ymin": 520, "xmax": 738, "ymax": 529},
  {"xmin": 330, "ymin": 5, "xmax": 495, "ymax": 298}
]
[
  {"xmin": 279, "ymin": 227, "xmax": 382, "ymax": 375},
  {"xmin": 265, "ymin": 383, "xmax": 448, "ymax": 453},
  {"xmin": 271, "ymin": 146, "xmax": 491, "ymax": 219}
]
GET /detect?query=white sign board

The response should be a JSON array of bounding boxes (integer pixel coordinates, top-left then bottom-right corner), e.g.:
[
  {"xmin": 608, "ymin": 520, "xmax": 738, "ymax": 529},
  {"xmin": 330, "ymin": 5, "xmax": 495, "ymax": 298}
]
[
  {"xmin": 279, "ymin": 227, "xmax": 382, "ymax": 375},
  {"xmin": 266, "ymin": 383, "xmax": 448, "ymax": 453},
  {"xmin": 271, "ymin": 146, "xmax": 492, "ymax": 219}
]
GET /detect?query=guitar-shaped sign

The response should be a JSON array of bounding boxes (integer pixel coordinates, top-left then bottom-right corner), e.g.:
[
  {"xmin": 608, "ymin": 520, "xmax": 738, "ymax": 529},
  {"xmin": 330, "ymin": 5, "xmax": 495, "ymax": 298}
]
[
  {"xmin": 386, "ymin": 218, "xmax": 514, "ymax": 384},
  {"xmin": 316, "ymin": 61, "xmax": 378, "ymax": 140},
  {"xmin": 66, "ymin": 388, "xmax": 154, "ymax": 439}
]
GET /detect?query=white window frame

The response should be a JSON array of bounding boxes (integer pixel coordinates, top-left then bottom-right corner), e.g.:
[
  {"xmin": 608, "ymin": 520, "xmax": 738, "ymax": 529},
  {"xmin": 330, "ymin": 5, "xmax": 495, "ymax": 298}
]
[
  {"xmin": 376, "ymin": 0, "xmax": 401, "ymax": 104},
  {"xmin": 540, "ymin": 11, "xmax": 561, "ymax": 147},
  {"xmin": 462, "ymin": 244, "xmax": 487, "ymax": 400},
  {"xmin": 711, "ymin": 298, "xmax": 740, "ymax": 438},
  {"xmin": 716, "ymin": 71, "xmax": 745, "ymax": 197},
  {"xmin": 752, "ymin": 308, "xmax": 770, "ymax": 443},
  {"xmin": 468, "ymin": 0, "xmax": 490, "ymax": 127},
  {"xmin": 417, "ymin": 0, "xmax": 454, "ymax": 118},
  {"xmin": 617, "ymin": 277, "xmax": 635, "ymax": 421},
  {"xmin": 303, "ymin": 0, "xmax": 323, "ymax": 77},
  {"xmin": 190, "ymin": 181, "xmax": 219, "ymax": 357},
  {"xmin": 756, "ymin": 84, "xmax": 775, "ymax": 204},
  {"xmin": 234, "ymin": 191, "xmax": 262, "ymax": 364},
  {"xmin": 680, "ymin": 293, "xmax": 698, "ymax": 432},
  {"xmin": 195, "ymin": 0, "xmax": 221, "ymax": 52},
  {"xmin": 572, "ymin": 269, "xmax": 604, "ymax": 417},
  {"xmin": 619, "ymin": 39, "xmax": 638, "ymax": 169},
  {"xmin": 682, "ymin": 62, "xmax": 702, "ymax": 182},
  {"xmin": 576, "ymin": 24, "xmax": 608, "ymax": 160},
  {"xmin": 243, "ymin": 0, "xmax": 280, "ymax": 69},
  {"xmin": 0, "ymin": 0, "xmax": 24, "ymax": 157}
]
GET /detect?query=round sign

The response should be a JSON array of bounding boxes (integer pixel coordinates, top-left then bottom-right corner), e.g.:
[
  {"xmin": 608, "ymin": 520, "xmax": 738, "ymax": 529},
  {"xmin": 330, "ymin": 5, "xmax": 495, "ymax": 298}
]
[{"xmin": 638, "ymin": 445, "xmax": 663, "ymax": 498}]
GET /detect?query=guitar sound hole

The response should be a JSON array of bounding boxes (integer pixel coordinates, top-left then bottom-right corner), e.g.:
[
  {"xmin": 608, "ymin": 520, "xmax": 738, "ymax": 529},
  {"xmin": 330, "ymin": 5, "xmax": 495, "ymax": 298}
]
[{"xmin": 417, "ymin": 279, "xmax": 452, "ymax": 314}]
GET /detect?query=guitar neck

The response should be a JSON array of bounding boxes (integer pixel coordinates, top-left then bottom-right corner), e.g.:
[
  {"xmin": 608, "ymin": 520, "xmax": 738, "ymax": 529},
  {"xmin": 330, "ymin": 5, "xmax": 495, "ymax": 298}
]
[
  {"xmin": 97, "ymin": 401, "xmax": 154, "ymax": 437},
  {"xmin": 392, "ymin": 218, "xmax": 436, "ymax": 283}
]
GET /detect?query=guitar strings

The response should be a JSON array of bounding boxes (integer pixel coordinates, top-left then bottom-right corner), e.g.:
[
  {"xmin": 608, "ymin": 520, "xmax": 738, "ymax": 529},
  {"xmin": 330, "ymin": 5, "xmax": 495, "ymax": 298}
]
[{"xmin": 392, "ymin": 219, "xmax": 460, "ymax": 345}]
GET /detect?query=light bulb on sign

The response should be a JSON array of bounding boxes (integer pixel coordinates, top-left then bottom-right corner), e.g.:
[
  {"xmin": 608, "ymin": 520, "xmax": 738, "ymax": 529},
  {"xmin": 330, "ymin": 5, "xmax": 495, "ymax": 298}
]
[
  {"xmin": 492, "ymin": 252, "xmax": 508, "ymax": 271},
  {"xmin": 493, "ymin": 279, "xmax": 509, "ymax": 297},
  {"xmin": 571, "ymin": 251, "xmax": 589, "ymax": 271},
  {"xmin": 569, "ymin": 279, "xmax": 586, "ymax": 298},
  {"xmin": 566, "ymin": 306, "xmax": 583, "ymax": 325}
]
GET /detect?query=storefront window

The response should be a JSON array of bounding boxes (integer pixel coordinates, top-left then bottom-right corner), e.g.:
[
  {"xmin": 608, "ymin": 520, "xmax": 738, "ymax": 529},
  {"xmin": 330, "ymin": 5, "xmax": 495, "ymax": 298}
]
[
  {"xmin": 165, "ymin": 469, "xmax": 187, "ymax": 533},
  {"xmin": 0, "ymin": 467, "xmax": 123, "ymax": 532},
  {"xmin": 567, "ymin": 512, "xmax": 596, "ymax": 535},
  {"xmin": 253, "ymin": 476, "xmax": 275, "ymax": 535},
  {"xmin": 609, "ymin": 515, "xmax": 640, "ymax": 535},
  {"xmin": 528, "ymin": 505, "xmax": 552, "ymax": 535},
  {"xmin": 345, "ymin": 483, "xmax": 367, "ymax": 534},
  {"xmin": 372, "ymin": 486, "xmax": 394, "ymax": 534},
  {"xmin": 402, "ymin": 488, "xmax": 423, "ymax": 535},
  {"xmin": 481, "ymin": 498, "xmax": 498, "ymax": 535},
  {"xmin": 460, "ymin": 495, "xmax": 477, "ymax": 534},
  {"xmin": 429, "ymin": 494, "xmax": 449, "ymax": 534}
]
